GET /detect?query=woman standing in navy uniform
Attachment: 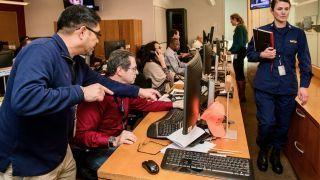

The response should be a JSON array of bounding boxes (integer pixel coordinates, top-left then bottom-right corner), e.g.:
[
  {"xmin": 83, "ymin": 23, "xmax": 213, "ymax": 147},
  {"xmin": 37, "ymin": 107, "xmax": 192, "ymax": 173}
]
[{"xmin": 247, "ymin": 0, "xmax": 312, "ymax": 174}]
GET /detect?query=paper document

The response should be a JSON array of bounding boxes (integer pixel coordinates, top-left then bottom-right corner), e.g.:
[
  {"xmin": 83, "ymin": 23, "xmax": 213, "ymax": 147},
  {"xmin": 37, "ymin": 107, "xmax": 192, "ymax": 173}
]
[
  {"xmin": 161, "ymin": 141, "xmax": 215, "ymax": 154},
  {"xmin": 167, "ymin": 126, "xmax": 205, "ymax": 148},
  {"xmin": 170, "ymin": 88, "xmax": 184, "ymax": 95},
  {"xmin": 158, "ymin": 94, "xmax": 171, "ymax": 102},
  {"xmin": 174, "ymin": 80, "xmax": 184, "ymax": 85}
]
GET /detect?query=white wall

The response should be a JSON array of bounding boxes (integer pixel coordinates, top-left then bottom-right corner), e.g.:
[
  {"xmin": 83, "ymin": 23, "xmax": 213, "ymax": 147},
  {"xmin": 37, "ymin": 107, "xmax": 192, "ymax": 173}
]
[
  {"xmin": 24, "ymin": 0, "xmax": 64, "ymax": 37},
  {"xmin": 153, "ymin": 6, "xmax": 167, "ymax": 44},
  {"xmin": 153, "ymin": 0, "xmax": 174, "ymax": 46},
  {"xmin": 24, "ymin": 0, "xmax": 235, "ymax": 48},
  {"xmin": 24, "ymin": 0, "xmax": 154, "ymax": 44},
  {"xmin": 224, "ymin": 0, "xmax": 247, "ymax": 41},
  {"xmin": 168, "ymin": 0, "xmax": 225, "ymax": 45}
]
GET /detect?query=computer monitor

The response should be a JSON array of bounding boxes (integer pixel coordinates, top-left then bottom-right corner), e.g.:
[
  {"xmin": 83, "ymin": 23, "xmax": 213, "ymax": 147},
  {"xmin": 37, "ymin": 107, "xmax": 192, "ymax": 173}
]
[
  {"xmin": 104, "ymin": 40, "xmax": 125, "ymax": 59},
  {"xmin": 183, "ymin": 51, "xmax": 202, "ymax": 134},
  {"xmin": 215, "ymin": 38, "xmax": 222, "ymax": 57},
  {"xmin": 0, "ymin": 50, "xmax": 14, "ymax": 68},
  {"xmin": 203, "ymin": 44, "xmax": 213, "ymax": 75},
  {"xmin": 208, "ymin": 26, "xmax": 214, "ymax": 44},
  {"xmin": 202, "ymin": 30, "xmax": 207, "ymax": 44}
]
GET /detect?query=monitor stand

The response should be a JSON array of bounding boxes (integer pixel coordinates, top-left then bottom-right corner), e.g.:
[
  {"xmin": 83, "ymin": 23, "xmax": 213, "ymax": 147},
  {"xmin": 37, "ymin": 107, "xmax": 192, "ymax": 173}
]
[{"xmin": 223, "ymin": 91, "xmax": 237, "ymax": 140}]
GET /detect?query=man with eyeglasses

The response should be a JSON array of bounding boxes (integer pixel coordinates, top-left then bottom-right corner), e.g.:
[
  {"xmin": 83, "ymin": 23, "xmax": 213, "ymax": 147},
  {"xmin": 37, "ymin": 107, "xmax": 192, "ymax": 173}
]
[
  {"xmin": 0, "ymin": 5, "xmax": 160, "ymax": 179},
  {"xmin": 72, "ymin": 49, "xmax": 183, "ymax": 176}
]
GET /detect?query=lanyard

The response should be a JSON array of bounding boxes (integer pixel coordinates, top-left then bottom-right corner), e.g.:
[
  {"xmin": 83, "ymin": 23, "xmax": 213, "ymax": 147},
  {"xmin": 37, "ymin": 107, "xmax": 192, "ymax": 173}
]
[
  {"xmin": 272, "ymin": 27, "xmax": 289, "ymax": 72},
  {"xmin": 113, "ymin": 96, "xmax": 126, "ymax": 129}
]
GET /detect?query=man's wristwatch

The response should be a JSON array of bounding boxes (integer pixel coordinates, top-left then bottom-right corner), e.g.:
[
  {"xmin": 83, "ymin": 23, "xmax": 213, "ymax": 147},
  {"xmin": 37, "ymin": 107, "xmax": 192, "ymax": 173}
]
[{"xmin": 108, "ymin": 136, "xmax": 116, "ymax": 148}]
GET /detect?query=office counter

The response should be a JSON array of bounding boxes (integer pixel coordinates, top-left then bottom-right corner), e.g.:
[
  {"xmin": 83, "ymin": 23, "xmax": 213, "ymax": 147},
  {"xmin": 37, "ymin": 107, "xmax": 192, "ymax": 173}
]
[
  {"xmin": 284, "ymin": 72, "xmax": 320, "ymax": 180},
  {"xmin": 97, "ymin": 74, "xmax": 250, "ymax": 180}
]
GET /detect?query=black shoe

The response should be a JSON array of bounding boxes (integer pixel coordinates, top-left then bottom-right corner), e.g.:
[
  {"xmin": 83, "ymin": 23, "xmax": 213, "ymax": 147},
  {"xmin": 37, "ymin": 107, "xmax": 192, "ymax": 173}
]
[
  {"xmin": 270, "ymin": 149, "xmax": 283, "ymax": 174},
  {"xmin": 257, "ymin": 150, "xmax": 268, "ymax": 171}
]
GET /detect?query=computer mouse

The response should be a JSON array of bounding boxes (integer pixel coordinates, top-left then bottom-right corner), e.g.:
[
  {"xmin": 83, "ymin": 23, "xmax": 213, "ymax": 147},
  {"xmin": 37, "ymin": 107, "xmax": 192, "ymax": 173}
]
[{"xmin": 142, "ymin": 160, "xmax": 159, "ymax": 175}]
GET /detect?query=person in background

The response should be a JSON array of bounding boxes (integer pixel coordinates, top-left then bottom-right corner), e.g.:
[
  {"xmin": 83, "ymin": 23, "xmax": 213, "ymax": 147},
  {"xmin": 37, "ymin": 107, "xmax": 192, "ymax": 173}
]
[
  {"xmin": 192, "ymin": 35, "xmax": 203, "ymax": 49},
  {"xmin": 14, "ymin": 36, "xmax": 32, "ymax": 57},
  {"xmin": 228, "ymin": 13, "xmax": 248, "ymax": 102},
  {"xmin": 169, "ymin": 29, "xmax": 180, "ymax": 39},
  {"xmin": 169, "ymin": 29, "xmax": 191, "ymax": 60},
  {"xmin": 0, "ymin": 5, "xmax": 159, "ymax": 179},
  {"xmin": 140, "ymin": 41, "xmax": 174, "ymax": 93},
  {"xmin": 165, "ymin": 38, "xmax": 186, "ymax": 76},
  {"xmin": 73, "ymin": 49, "xmax": 182, "ymax": 175},
  {"xmin": 246, "ymin": 0, "xmax": 312, "ymax": 174}
]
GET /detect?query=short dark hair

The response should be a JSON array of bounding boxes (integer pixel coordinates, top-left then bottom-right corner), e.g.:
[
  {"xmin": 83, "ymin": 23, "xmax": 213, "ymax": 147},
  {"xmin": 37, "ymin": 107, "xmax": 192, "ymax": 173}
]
[
  {"xmin": 107, "ymin": 49, "xmax": 134, "ymax": 76},
  {"xmin": 57, "ymin": 5, "xmax": 101, "ymax": 33},
  {"xmin": 270, "ymin": 0, "xmax": 291, "ymax": 10},
  {"xmin": 169, "ymin": 29, "xmax": 179, "ymax": 37}
]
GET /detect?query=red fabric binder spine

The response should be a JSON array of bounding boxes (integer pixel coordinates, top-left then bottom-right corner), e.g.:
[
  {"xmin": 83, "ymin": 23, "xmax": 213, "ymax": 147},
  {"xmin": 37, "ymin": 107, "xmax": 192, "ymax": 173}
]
[
  {"xmin": 270, "ymin": 32, "xmax": 274, "ymax": 48},
  {"xmin": 270, "ymin": 32, "xmax": 274, "ymax": 72}
]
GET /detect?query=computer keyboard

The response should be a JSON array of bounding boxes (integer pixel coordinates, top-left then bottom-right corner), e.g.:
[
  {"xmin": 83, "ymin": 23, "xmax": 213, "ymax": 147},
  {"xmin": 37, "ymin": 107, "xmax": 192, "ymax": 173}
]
[
  {"xmin": 161, "ymin": 148, "xmax": 254, "ymax": 179},
  {"xmin": 147, "ymin": 108, "xmax": 183, "ymax": 139}
]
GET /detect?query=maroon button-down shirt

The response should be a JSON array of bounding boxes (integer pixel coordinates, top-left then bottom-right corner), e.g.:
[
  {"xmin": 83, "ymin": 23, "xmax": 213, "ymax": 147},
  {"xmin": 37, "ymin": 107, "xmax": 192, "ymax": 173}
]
[{"xmin": 73, "ymin": 95, "xmax": 172, "ymax": 148}]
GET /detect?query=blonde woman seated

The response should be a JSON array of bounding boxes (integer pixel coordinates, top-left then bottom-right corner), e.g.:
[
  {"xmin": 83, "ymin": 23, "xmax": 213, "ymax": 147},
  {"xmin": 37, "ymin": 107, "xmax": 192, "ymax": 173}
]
[{"xmin": 139, "ymin": 41, "xmax": 174, "ymax": 93}]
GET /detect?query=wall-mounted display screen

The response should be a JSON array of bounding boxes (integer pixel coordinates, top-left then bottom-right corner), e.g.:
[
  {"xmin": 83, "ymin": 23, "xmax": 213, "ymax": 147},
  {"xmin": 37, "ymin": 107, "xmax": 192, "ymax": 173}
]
[
  {"xmin": 63, "ymin": 0, "xmax": 96, "ymax": 10},
  {"xmin": 250, "ymin": 0, "xmax": 270, "ymax": 10}
]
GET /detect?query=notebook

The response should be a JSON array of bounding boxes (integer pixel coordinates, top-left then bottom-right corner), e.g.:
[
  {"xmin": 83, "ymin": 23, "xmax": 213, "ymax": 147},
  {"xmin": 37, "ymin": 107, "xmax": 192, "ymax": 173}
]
[{"xmin": 253, "ymin": 28, "xmax": 274, "ymax": 52}]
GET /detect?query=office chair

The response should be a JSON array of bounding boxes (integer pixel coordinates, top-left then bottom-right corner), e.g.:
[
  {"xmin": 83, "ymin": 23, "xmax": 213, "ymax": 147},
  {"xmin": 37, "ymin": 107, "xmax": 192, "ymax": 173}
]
[
  {"xmin": 104, "ymin": 40, "xmax": 125, "ymax": 59},
  {"xmin": 71, "ymin": 145, "xmax": 97, "ymax": 180}
]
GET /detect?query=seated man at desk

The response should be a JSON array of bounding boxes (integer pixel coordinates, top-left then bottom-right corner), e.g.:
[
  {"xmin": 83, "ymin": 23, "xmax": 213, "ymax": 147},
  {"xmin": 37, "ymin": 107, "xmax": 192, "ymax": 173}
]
[
  {"xmin": 165, "ymin": 38, "xmax": 186, "ymax": 76},
  {"xmin": 73, "ymin": 49, "xmax": 183, "ymax": 173}
]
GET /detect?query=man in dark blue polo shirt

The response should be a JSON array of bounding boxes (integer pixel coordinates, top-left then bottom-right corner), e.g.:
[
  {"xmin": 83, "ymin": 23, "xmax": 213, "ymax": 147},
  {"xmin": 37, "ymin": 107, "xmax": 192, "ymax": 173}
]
[{"xmin": 0, "ymin": 5, "xmax": 159, "ymax": 179}]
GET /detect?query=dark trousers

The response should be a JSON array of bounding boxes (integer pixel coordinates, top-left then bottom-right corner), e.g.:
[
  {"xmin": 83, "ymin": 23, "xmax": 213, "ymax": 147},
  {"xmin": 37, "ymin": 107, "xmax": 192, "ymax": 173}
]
[
  {"xmin": 233, "ymin": 47, "xmax": 246, "ymax": 81},
  {"xmin": 254, "ymin": 89, "xmax": 296, "ymax": 151},
  {"xmin": 72, "ymin": 147, "xmax": 116, "ymax": 180}
]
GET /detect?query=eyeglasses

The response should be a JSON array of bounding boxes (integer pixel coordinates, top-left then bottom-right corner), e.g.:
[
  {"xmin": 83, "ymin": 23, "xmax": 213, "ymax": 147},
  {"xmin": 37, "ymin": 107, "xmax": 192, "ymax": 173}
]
[
  {"xmin": 137, "ymin": 139, "xmax": 167, "ymax": 155},
  {"xmin": 85, "ymin": 26, "xmax": 102, "ymax": 38}
]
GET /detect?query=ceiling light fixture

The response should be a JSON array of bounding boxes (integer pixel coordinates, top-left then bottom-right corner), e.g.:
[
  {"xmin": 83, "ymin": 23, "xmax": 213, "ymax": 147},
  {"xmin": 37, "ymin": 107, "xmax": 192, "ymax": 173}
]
[{"xmin": 0, "ymin": 1, "xmax": 29, "ymax": 6}]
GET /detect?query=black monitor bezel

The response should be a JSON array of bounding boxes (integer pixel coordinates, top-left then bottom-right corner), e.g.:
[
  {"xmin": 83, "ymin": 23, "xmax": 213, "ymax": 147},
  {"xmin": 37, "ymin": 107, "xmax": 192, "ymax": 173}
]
[{"xmin": 183, "ymin": 51, "xmax": 202, "ymax": 134}]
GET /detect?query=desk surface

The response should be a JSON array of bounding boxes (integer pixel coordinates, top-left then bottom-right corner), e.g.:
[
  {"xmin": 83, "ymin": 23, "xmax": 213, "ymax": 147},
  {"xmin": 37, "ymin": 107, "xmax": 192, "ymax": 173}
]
[
  {"xmin": 296, "ymin": 76, "xmax": 320, "ymax": 125},
  {"xmin": 0, "ymin": 67, "xmax": 11, "ymax": 77},
  {"xmin": 98, "ymin": 75, "xmax": 250, "ymax": 179}
]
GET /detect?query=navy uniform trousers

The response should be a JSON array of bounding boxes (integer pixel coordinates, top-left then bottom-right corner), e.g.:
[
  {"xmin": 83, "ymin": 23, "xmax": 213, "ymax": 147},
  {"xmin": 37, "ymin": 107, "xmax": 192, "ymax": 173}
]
[{"xmin": 255, "ymin": 89, "xmax": 296, "ymax": 151}]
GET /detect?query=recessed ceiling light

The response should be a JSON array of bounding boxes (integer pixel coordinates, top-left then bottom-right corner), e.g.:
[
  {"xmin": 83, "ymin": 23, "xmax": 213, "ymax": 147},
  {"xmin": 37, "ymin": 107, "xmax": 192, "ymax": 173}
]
[{"xmin": 0, "ymin": 1, "xmax": 29, "ymax": 6}]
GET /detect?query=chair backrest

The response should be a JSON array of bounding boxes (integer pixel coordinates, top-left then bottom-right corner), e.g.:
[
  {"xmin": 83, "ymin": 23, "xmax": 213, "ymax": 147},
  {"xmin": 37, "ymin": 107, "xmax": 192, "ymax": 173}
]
[
  {"xmin": 134, "ymin": 72, "xmax": 152, "ymax": 88},
  {"xmin": 104, "ymin": 40, "xmax": 125, "ymax": 59},
  {"xmin": 0, "ymin": 50, "xmax": 14, "ymax": 68}
]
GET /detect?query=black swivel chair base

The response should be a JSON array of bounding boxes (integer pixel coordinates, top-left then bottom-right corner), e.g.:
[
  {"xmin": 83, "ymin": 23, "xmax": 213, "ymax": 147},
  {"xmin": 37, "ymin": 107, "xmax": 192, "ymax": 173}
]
[{"xmin": 71, "ymin": 146, "xmax": 97, "ymax": 180}]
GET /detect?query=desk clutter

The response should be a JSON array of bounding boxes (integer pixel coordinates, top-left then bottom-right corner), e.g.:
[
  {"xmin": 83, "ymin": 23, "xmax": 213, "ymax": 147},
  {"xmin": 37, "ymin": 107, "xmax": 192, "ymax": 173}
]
[
  {"xmin": 141, "ymin": 45, "xmax": 250, "ymax": 178},
  {"xmin": 98, "ymin": 38, "xmax": 253, "ymax": 180}
]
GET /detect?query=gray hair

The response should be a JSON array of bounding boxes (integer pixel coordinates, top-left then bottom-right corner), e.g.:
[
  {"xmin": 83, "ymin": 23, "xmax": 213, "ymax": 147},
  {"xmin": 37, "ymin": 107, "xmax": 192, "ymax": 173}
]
[{"xmin": 107, "ymin": 49, "xmax": 134, "ymax": 76}]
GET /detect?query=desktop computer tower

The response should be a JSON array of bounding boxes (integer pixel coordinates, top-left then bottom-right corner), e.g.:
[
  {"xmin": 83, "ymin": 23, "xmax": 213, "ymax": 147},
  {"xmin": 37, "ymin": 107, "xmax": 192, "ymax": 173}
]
[{"xmin": 166, "ymin": 8, "xmax": 188, "ymax": 53}]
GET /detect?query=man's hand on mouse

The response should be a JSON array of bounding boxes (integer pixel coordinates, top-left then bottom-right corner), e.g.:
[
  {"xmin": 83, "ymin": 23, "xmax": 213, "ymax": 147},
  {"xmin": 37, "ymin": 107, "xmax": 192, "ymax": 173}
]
[{"xmin": 114, "ymin": 130, "xmax": 137, "ymax": 147}]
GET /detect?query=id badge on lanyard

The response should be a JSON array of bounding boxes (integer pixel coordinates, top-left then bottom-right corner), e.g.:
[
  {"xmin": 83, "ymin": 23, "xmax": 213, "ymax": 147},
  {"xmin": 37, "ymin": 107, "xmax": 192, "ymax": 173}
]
[
  {"xmin": 278, "ymin": 65, "xmax": 286, "ymax": 76},
  {"xmin": 278, "ymin": 34, "xmax": 288, "ymax": 76}
]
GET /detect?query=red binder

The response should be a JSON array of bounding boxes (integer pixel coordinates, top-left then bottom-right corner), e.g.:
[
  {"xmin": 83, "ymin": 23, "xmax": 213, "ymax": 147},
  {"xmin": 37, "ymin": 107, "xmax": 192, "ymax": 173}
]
[{"xmin": 253, "ymin": 28, "xmax": 274, "ymax": 52}]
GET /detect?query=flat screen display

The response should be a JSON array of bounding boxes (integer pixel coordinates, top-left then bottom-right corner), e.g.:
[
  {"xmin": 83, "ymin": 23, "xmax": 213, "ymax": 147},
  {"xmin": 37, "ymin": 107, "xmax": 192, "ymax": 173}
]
[
  {"xmin": 250, "ymin": 0, "xmax": 270, "ymax": 10},
  {"xmin": 63, "ymin": 0, "xmax": 95, "ymax": 9}
]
